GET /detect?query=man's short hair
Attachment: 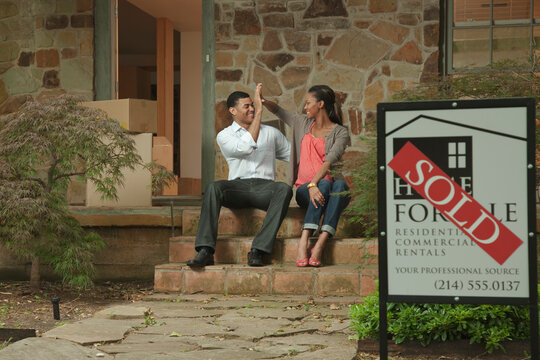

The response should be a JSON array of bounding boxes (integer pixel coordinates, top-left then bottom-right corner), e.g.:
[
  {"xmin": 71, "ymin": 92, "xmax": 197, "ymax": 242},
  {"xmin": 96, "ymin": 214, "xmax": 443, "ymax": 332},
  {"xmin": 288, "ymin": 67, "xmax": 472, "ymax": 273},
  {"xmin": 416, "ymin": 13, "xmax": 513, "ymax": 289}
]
[{"xmin": 227, "ymin": 91, "xmax": 250, "ymax": 109}]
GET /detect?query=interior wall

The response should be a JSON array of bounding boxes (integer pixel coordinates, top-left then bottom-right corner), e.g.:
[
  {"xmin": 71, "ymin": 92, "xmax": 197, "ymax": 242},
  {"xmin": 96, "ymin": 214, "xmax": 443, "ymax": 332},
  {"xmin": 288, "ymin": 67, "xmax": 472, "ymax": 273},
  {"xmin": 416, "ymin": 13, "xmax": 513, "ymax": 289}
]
[{"xmin": 180, "ymin": 31, "xmax": 202, "ymax": 179}]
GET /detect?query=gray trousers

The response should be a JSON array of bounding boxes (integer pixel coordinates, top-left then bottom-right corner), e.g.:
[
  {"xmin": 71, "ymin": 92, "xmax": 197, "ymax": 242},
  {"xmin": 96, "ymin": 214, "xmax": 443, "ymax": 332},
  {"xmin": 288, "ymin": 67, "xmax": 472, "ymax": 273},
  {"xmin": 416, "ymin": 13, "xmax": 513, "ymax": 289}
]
[{"xmin": 195, "ymin": 178, "xmax": 293, "ymax": 254}]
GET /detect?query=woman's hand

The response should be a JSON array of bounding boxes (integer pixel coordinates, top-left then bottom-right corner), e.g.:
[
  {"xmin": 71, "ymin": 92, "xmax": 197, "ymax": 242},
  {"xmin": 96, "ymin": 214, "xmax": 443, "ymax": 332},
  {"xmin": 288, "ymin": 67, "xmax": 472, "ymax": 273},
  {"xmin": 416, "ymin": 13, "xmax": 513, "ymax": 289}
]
[
  {"xmin": 254, "ymin": 83, "xmax": 263, "ymax": 113},
  {"xmin": 259, "ymin": 83, "xmax": 266, "ymax": 103},
  {"xmin": 309, "ymin": 185, "xmax": 325, "ymax": 208}
]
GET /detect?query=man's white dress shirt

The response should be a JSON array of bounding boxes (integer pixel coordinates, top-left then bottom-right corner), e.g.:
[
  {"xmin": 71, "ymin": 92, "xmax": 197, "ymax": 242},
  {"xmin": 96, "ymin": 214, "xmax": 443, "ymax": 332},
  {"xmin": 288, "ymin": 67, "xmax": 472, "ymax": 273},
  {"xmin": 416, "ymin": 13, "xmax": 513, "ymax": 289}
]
[{"xmin": 216, "ymin": 121, "xmax": 290, "ymax": 180}]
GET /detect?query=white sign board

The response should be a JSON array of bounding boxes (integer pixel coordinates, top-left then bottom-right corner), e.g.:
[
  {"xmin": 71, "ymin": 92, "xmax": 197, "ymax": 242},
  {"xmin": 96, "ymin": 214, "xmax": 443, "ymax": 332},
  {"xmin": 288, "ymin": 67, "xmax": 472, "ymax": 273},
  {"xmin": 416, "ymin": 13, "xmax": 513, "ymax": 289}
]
[{"xmin": 379, "ymin": 99, "xmax": 535, "ymax": 301}]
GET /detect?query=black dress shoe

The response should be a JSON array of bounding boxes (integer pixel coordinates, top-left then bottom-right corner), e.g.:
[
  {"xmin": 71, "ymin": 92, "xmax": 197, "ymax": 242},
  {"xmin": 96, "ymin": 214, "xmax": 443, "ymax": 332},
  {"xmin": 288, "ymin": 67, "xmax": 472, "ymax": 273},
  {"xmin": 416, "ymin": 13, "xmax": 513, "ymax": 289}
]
[
  {"xmin": 187, "ymin": 248, "xmax": 214, "ymax": 267},
  {"xmin": 247, "ymin": 249, "xmax": 264, "ymax": 267}
]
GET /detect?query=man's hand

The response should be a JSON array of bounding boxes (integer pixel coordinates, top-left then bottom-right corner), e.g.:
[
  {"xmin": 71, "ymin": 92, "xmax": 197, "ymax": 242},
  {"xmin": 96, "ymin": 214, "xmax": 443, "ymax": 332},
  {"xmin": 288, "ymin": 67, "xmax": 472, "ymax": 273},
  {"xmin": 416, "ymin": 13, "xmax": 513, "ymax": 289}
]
[{"xmin": 247, "ymin": 83, "xmax": 263, "ymax": 143}]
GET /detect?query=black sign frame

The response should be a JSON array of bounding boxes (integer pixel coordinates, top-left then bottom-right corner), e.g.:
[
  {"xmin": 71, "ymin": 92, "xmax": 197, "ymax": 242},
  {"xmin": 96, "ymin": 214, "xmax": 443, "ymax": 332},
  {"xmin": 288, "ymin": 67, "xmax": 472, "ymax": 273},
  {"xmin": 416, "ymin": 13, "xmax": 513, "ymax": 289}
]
[{"xmin": 377, "ymin": 98, "xmax": 537, "ymax": 359}]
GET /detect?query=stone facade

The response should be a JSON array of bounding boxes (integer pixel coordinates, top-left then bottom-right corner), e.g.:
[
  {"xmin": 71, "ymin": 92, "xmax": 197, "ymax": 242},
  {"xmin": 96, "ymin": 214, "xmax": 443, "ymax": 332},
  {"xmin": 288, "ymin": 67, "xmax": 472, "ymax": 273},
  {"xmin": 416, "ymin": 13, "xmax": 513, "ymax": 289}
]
[
  {"xmin": 214, "ymin": 0, "xmax": 440, "ymax": 181},
  {"xmin": 0, "ymin": 0, "xmax": 94, "ymax": 115},
  {"xmin": 0, "ymin": 0, "xmax": 442, "ymax": 181}
]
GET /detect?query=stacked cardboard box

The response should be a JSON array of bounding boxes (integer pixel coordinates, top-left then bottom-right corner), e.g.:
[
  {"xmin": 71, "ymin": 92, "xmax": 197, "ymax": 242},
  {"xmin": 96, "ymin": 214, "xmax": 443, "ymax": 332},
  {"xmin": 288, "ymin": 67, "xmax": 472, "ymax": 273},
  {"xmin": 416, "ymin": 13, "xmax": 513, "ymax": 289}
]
[{"xmin": 80, "ymin": 99, "xmax": 161, "ymax": 207}]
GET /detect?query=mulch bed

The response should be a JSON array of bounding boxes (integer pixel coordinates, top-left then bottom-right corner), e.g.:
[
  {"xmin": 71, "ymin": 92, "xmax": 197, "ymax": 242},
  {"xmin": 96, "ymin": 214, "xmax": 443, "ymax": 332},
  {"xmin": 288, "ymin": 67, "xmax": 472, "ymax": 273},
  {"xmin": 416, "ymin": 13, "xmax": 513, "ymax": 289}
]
[
  {"xmin": 0, "ymin": 280, "xmax": 153, "ymax": 337},
  {"xmin": 356, "ymin": 339, "xmax": 533, "ymax": 360}
]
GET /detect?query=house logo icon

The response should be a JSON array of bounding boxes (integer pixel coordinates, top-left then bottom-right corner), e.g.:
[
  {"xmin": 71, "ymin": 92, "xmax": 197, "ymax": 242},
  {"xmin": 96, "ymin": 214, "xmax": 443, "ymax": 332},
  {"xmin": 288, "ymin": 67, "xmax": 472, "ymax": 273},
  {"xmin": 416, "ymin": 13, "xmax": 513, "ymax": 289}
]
[{"xmin": 393, "ymin": 136, "xmax": 473, "ymax": 200}]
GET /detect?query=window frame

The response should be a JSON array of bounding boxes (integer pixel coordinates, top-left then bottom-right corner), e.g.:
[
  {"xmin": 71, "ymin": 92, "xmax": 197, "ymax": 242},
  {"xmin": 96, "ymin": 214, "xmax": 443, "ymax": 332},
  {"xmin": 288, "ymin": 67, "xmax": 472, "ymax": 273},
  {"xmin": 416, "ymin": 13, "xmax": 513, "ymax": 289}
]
[
  {"xmin": 448, "ymin": 141, "xmax": 467, "ymax": 169},
  {"xmin": 446, "ymin": 0, "xmax": 539, "ymax": 74}
]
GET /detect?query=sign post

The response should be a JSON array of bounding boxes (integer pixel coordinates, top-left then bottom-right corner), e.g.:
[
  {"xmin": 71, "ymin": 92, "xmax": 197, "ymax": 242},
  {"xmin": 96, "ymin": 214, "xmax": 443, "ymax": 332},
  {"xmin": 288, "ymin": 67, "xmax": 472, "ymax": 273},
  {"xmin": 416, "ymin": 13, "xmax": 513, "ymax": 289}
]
[{"xmin": 377, "ymin": 98, "xmax": 537, "ymax": 359}]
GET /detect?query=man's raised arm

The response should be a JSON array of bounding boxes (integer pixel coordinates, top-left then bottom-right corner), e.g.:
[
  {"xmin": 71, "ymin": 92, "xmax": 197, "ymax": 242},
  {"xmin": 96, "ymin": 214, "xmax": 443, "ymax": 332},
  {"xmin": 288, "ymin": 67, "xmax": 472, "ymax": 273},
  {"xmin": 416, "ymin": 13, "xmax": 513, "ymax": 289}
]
[{"xmin": 246, "ymin": 83, "xmax": 263, "ymax": 143}]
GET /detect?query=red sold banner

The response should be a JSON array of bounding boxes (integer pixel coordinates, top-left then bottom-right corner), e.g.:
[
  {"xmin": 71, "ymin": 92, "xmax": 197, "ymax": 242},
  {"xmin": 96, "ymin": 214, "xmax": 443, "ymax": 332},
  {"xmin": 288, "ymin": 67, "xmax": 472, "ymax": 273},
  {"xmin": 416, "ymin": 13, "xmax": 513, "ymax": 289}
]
[{"xmin": 388, "ymin": 141, "xmax": 523, "ymax": 265}]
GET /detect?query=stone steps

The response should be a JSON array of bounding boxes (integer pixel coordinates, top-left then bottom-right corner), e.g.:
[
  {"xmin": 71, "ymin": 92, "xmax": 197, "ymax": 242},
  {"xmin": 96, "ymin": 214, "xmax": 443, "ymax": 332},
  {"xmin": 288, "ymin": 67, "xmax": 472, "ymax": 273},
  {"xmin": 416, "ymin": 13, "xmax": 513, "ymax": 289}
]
[
  {"xmin": 154, "ymin": 263, "xmax": 377, "ymax": 297},
  {"xmin": 169, "ymin": 236, "xmax": 377, "ymax": 266},
  {"xmin": 181, "ymin": 206, "xmax": 364, "ymax": 238},
  {"xmin": 153, "ymin": 205, "xmax": 376, "ymax": 296}
]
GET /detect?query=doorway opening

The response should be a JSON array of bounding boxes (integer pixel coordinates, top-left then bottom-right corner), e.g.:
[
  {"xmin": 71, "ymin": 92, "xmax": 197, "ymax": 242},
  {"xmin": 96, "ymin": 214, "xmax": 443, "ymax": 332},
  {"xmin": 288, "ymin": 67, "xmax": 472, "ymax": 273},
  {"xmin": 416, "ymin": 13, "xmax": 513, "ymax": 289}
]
[{"xmin": 117, "ymin": 0, "xmax": 203, "ymax": 197}]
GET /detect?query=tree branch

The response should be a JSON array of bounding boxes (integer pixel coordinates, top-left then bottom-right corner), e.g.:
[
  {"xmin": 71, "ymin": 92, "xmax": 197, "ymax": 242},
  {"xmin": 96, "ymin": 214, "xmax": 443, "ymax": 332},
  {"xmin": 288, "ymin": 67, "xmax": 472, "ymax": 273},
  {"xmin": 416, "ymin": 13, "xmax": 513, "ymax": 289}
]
[
  {"xmin": 28, "ymin": 177, "xmax": 46, "ymax": 188},
  {"xmin": 54, "ymin": 172, "xmax": 86, "ymax": 181},
  {"xmin": 47, "ymin": 149, "xmax": 58, "ymax": 193}
]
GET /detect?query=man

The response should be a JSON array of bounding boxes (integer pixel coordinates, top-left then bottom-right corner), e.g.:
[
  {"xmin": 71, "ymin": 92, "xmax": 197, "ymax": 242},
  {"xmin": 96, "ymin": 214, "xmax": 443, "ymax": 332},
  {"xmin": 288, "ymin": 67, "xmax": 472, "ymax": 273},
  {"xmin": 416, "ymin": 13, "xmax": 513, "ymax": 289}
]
[{"xmin": 187, "ymin": 84, "xmax": 292, "ymax": 267}]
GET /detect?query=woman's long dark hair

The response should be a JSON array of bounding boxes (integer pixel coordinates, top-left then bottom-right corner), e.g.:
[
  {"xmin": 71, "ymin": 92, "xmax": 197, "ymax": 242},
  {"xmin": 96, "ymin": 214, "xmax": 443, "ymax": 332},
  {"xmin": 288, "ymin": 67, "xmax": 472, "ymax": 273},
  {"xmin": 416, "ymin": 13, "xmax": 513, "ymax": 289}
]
[{"xmin": 308, "ymin": 85, "xmax": 343, "ymax": 125}]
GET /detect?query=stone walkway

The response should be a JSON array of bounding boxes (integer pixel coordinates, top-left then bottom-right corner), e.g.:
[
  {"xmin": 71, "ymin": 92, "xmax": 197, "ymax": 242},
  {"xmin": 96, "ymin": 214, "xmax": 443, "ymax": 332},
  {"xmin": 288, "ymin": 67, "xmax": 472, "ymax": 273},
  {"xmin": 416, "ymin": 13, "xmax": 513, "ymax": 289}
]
[{"xmin": 0, "ymin": 293, "xmax": 358, "ymax": 359}]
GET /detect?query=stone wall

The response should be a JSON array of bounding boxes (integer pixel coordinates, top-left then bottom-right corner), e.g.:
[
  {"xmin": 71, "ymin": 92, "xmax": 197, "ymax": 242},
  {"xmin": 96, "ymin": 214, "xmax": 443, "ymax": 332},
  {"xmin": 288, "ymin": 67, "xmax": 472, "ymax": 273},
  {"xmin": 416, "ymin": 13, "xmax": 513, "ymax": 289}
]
[
  {"xmin": 0, "ymin": 208, "xmax": 181, "ymax": 281},
  {"xmin": 0, "ymin": 0, "xmax": 94, "ymax": 115},
  {"xmin": 0, "ymin": 227, "xmax": 171, "ymax": 281},
  {"xmin": 213, "ymin": 0, "xmax": 440, "ymax": 181}
]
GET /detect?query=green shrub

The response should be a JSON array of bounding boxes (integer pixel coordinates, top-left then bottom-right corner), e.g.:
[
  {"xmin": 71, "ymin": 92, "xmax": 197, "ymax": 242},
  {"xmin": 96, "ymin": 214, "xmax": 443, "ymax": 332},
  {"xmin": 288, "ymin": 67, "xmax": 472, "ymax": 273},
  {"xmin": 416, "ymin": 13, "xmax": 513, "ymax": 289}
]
[
  {"xmin": 342, "ymin": 137, "xmax": 377, "ymax": 239},
  {"xmin": 0, "ymin": 95, "xmax": 175, "ymax": 288},
  {"xmin": 348, "ymin": 285, "xmax": 534, "ymax": 353}
]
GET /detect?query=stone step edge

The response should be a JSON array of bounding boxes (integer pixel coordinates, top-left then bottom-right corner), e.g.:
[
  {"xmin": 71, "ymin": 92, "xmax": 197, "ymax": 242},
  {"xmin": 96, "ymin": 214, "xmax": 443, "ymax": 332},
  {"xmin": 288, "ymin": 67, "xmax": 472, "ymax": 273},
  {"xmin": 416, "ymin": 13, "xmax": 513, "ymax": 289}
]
[
  {"xmin": 180, "ymin": 206, "xmax": 363, "ymax": 238},
  {"xmin": 180, "ymin": 205, "xmax": 303, "ymax": 214},
  {"xmin": 169, "ymin": 236, "xmax": 371, "ymax": 242},
  {"xmin": 70, "ymin": 206, "xmax": 186, "ymax": 227},
  {"xmin": 154, "ymin": 263, "xmax": 377, "ymax": 297},
  {"xmin": 156, "ymin": 263, "xmax": 367, "ymax": 271},
  {"xmin": 142, "ymin": 293, "xmax": 361, "ymax": 305},
  {"xmin": 168, "ymin": 237, "xmax": 378, "ymax": 266}
]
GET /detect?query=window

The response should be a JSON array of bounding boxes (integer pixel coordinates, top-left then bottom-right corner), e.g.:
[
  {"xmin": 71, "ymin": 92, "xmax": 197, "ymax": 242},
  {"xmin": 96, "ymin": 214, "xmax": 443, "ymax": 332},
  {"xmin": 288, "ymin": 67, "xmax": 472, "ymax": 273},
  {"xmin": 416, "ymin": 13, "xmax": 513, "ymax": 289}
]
[
  {"xmin": 448, "ymin": 142, "xmax": 467, "ymax": 168},
  {"xmin": 447, "ymin": 0, "xmax": 540, "ymax": 72}
]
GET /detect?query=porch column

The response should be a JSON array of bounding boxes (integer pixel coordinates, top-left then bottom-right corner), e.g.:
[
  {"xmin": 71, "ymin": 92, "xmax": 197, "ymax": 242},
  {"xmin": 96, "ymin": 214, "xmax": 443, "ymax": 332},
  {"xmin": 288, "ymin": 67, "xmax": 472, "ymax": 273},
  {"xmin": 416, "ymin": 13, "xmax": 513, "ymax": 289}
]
[
  {"xmin": 156, "ymin": 18, "xmax": 174, "ymax": 145},
  {"xmin": 201, "ymin": 0, "xmax": 215, "ymax": 191}
]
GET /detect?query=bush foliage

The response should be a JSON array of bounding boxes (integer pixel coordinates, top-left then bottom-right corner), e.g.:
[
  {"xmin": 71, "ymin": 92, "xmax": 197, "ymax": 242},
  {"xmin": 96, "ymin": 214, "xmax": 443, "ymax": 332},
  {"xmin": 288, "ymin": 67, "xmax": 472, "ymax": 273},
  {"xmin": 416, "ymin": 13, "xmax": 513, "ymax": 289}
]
[{"xmin": 349, "ymin": 286, "xmax": 532, "ymax": 353}]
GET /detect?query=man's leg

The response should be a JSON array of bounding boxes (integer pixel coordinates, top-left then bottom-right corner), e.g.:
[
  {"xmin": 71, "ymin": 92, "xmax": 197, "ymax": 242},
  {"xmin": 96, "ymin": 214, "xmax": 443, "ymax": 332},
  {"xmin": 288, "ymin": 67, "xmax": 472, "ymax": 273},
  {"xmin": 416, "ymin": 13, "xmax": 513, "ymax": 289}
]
[
  {"xmin": 195, "ymin": 179, "xmax": 259, "ymax": 250},
  {"xmin": 188, "ymin": 181, "xmax": 226, "ymax": 267},
  {"xmin": 194, "ymin": 180, "xmax": 227, "ymax": 252},
  {"xmin": 189, "ymin": 179, "xmax": 253, "ymax": 267},
  {"xmin": 249, "ymin": 180, "xmax": 293, "ymax": 254}
]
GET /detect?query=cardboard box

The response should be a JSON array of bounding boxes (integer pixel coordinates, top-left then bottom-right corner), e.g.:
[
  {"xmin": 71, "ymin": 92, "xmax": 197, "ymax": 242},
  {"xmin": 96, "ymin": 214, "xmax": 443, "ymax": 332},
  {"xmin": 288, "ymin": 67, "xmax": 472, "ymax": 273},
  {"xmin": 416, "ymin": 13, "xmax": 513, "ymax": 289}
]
[
  {"xmin": 81, "ymin": 99, "xmax": 157, "ymax": 134},
  {"xmin": 86, "ymin": 133, "xmax": 152, "ymax": 207},
  {"xmin": 178, "ymin": 177, "xmax": 201, "ymax": 195},
  {"xmin": 152, "ymin": 136, "xmax": 178, "ymax": 196}
]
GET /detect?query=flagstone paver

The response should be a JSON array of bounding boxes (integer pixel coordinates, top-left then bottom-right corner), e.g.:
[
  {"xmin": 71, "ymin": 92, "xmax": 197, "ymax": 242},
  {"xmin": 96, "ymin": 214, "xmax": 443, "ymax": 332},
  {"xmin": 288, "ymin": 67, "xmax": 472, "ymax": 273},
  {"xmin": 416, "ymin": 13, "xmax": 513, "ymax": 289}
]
[
  {"xmin": 236, "ymin": 306, "xmax": 309, "ymax": 320},
  {"xmin": 138, "ymin": 317, "xmax": 226, "ymax": 336},
  {"xmin": 97, "ymin": 340, "xmax": 199, "ymax": 354},
  {"xmin": 258, "ymin": 332, "xmax": 348, "ymax": 347},
  {"xmin": 43, "ymin": 318, "xmax": 139, "ymax": 345},
  {"xmin": 0, "ymin": 337, "xmax": 113, "ymax": 360},
  {"xmin": 0, "ymin": 294, "xmax": 358, "ymax": 359},
  {"xmin": 134, "ymin": 301, "xmax": 226, "ymax": 318},
  {"xmin": 94, "ymin": 305, "xmax": 150, "ymax": 319}
]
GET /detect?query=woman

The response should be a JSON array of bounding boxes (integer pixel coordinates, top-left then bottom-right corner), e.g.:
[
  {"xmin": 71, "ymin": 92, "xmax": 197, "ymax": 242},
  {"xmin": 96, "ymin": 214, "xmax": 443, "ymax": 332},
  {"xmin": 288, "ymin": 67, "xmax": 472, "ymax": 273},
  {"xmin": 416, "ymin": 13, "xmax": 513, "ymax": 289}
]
[{"xmin": 262, "ymin": 85, "xmax": 350, "ymax": 267}]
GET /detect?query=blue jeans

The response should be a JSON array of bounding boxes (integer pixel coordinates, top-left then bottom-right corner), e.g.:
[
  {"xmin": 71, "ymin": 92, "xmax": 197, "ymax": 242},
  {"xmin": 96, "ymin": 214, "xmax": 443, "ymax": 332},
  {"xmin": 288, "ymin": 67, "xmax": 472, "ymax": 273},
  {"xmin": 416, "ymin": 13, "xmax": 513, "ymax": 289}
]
[{"xmin": 296, "ymin": 179, "xmax": 350, "ymax": 237}]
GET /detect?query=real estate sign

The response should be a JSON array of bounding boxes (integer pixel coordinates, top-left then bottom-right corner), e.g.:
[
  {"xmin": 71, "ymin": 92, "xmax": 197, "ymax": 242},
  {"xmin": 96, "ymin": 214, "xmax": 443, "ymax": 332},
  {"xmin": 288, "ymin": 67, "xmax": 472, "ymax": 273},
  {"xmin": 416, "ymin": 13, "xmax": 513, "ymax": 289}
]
[{"xmin": 377, "ymin": 98, "xmax": 537, "ymax": 302}]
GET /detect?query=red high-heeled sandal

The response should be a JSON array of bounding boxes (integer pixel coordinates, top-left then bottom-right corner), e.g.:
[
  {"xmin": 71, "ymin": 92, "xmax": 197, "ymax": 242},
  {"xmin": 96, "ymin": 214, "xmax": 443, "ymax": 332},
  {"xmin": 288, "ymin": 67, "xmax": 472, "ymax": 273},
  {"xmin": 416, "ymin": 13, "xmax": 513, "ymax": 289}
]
[
  {"xmin": 308, "ymin": 249, "xmax": 322, "ymax": 267},
  {"xmin": 296, "ymin": 258, "xmax": 308, "ymax": 267}
]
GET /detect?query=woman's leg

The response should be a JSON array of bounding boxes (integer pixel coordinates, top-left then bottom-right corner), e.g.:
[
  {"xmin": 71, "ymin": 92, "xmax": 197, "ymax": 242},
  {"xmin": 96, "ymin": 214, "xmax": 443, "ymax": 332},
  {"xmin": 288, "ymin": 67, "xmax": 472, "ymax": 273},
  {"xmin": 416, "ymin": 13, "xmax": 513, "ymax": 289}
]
[
  {"xmin": 320, "ymin": 180, "xmax": 351, "ymax": 236},
  {"xmin": 309, "ymin": 230, "xmax": 330, "ymax": 265},
  {"xmin": 297, "ymin": 229, "xmax": 312, "ymax": 264},
  {"xmin": 295, "ymin": 181, "xmax": 330, "ymax": 233},
  {"xmin": 295, "ymin": 181, "xmax": 330, "ymax": 264},
  {"xmin": 310, "ymin": 180, "xmax": 350, "ymax": 265}
]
